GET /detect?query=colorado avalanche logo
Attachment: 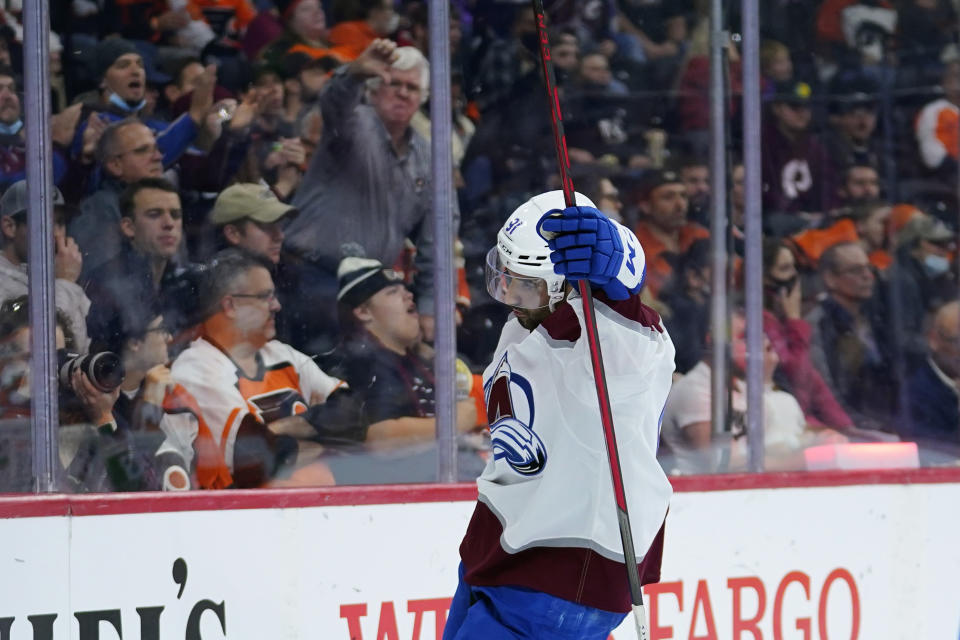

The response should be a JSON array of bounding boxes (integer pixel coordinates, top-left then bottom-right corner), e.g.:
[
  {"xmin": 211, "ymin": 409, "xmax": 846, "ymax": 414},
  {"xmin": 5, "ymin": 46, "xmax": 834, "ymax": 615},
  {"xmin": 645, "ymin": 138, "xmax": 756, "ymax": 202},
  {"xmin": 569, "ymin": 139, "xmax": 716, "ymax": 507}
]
[{"xmin": 484, "ymin": 353, "xmax": 547, "ymax": 476}]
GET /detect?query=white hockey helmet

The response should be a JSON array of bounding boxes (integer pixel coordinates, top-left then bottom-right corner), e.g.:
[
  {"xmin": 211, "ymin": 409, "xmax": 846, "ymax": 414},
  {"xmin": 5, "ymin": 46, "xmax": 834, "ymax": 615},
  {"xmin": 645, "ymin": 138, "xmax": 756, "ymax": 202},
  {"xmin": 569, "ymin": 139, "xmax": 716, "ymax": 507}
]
[{"xmin": 485, "ymin": 190, "xmax": 597, "ymax": 309}]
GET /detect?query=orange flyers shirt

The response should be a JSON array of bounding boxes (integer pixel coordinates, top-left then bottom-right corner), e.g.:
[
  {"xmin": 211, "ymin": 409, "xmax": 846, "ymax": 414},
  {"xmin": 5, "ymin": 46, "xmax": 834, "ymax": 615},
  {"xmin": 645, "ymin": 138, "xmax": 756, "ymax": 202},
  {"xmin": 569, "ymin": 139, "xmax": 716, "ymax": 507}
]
[{"xmin": 162, "ymin": 336, "xmax": 342, "ymax": 488}]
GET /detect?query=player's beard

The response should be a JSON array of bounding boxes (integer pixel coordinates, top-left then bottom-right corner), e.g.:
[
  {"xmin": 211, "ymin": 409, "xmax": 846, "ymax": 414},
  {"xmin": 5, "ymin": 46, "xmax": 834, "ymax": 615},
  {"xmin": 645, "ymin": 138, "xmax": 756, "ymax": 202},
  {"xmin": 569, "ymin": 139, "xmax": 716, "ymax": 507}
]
[{"xmin": 512, "ymin": 305, "xmax": 551, "ymax": 330}]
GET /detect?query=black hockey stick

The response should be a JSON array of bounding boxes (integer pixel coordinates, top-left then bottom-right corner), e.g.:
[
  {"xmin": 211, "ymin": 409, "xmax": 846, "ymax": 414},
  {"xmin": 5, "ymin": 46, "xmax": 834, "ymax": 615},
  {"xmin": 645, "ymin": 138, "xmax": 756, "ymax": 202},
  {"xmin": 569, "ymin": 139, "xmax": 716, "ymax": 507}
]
[{"xmin": 530, "ymin": 3, "xmax": 650, "ymax": 638}]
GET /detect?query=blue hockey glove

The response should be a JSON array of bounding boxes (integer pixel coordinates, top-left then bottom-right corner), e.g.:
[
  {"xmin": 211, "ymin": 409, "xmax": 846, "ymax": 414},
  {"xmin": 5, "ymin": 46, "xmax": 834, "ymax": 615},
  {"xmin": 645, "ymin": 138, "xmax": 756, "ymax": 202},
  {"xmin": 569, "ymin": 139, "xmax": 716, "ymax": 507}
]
[{"xmin": 536, "ymin": 206, "xmax": 645, "ymax": 300}]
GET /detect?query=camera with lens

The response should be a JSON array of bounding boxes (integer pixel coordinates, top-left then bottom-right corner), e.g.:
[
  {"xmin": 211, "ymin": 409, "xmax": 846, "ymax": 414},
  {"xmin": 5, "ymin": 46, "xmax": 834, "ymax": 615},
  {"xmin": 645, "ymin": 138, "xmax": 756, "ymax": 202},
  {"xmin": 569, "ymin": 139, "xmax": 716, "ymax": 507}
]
[{"xmin": 57, "ymin": 351, "xmax": 125, "ymax": 394}]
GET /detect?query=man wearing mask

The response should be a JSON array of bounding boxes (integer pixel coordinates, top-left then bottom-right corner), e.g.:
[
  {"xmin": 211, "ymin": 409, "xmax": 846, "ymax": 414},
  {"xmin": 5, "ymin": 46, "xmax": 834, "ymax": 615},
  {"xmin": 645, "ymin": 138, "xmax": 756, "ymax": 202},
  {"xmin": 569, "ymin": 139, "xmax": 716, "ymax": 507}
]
[
  {"xmin": 69, "ymin": 38, "xmax": 215, "ymax": 170},
  {"xmin": 0, "ymin": 66, "xmax": 85, "ymax": 190},
  {"xmin": 884, "ymin": 214, "xmax": 957, "ymax": 370}
]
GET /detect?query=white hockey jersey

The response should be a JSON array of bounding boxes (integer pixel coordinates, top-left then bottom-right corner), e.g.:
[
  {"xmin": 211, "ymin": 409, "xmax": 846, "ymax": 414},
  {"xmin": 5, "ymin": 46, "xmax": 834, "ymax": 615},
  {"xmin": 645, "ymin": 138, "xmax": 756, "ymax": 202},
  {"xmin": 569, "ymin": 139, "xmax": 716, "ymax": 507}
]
[
  {"xmin": 160, "ymin": 337, "xmax": 342, "ymax": 488},
  {"xmin": 475, "ymin": 290, "xmax": 675, "ymax": 563}
]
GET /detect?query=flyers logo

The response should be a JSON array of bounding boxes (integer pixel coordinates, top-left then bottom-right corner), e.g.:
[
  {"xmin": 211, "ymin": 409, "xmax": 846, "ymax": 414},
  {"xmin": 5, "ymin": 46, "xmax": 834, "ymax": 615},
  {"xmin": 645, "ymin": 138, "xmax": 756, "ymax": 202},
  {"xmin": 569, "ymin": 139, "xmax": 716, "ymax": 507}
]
[
  {"xmin": 484, "ymin": 353, "xmax": 547, "ymax": 476},
  {"xmin": 246, "ymin": 388, "xmax": 308, "ymax": 423}
]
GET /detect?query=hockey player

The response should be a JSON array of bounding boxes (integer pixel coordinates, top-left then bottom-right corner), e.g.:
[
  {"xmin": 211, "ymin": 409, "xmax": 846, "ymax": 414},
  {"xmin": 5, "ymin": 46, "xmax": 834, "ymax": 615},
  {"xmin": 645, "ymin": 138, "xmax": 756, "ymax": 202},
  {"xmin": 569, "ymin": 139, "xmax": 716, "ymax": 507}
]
[{"xmin": 444, "ymin": 192, "xmax": 675, "ymax": 639}]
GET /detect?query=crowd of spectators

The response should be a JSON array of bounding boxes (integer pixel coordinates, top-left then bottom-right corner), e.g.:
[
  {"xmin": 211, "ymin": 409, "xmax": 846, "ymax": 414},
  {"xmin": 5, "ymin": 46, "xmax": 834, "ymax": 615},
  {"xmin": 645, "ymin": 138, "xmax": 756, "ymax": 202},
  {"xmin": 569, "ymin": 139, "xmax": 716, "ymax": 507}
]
[{"xmin": 1, "ymin": 0, "xmax": 960, "ymax": 490}]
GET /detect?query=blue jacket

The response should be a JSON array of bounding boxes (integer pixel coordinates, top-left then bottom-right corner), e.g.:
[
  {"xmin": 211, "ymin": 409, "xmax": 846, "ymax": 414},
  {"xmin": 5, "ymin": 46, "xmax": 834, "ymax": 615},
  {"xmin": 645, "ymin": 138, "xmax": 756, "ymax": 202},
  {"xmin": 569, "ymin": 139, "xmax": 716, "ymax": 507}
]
[
  {"xmin": 905, "ymin": 360, "xmax": 960, "ymax": 444},
  {"xmin": 70, "ymin": 102, "xmax": 198, "ymax": 170}
]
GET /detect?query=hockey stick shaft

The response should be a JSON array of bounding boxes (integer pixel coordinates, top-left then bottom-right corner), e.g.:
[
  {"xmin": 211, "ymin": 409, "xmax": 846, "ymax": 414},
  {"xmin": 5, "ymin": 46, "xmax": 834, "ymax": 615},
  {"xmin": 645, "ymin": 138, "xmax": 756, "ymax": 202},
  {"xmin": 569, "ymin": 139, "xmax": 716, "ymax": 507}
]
[{"xmin": 530, "ymin": 4, "xmax": 649, "ymax": 638}]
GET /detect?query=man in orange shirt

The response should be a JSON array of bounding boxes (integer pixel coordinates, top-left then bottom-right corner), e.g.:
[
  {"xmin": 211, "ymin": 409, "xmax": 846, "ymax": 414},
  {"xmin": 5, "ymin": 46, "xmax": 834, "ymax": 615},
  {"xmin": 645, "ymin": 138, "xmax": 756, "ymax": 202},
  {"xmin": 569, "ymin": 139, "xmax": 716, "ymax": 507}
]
[
  {"xmin": 632, "ymin": 169, "xmax": 709, "ymax": 298},
  {"xmin": 164, "ymin": 248, "xmax": 342, "ymax": 488}
]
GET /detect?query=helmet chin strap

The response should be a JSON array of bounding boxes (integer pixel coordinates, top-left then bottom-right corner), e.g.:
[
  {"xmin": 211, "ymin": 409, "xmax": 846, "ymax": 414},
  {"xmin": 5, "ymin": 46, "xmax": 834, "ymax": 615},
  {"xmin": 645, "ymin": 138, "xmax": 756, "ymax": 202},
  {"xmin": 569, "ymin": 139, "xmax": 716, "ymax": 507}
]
[{"xmin": 546, "ymin": 280, "xmax": 568, "ymax": 312}]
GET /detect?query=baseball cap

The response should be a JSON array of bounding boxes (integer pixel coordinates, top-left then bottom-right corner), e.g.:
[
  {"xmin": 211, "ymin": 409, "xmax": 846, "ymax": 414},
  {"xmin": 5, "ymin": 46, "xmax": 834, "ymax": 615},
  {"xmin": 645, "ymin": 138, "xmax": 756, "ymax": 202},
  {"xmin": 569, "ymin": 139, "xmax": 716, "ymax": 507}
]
[
  {"xmin": 889, "ymin": 204, "xmax": 922, "ymax": 235},
  {"xmin": 210, "ymin": 183, "xmax": 298, "ymax": 225},
  {"xmin": 637, "ymin": 168, "xmax": 682, "ymax": 200},
  {"xmin": 898, "ymin": 214, "xmax": 955, "ymax": 248},
  {"xmin": 0, "ymin": 181, "xmax": 65, "ymax": 219},
  {"xmin": 771, "ymin": 80, "xmax": 813, "ymax": 105},
  {"xmin": 337, "ymin": 257, "xmax": 406, "ymax": 308},
  {"xmin": 830, "ymin": 73, "xmax": 879, "ymax": 113}
]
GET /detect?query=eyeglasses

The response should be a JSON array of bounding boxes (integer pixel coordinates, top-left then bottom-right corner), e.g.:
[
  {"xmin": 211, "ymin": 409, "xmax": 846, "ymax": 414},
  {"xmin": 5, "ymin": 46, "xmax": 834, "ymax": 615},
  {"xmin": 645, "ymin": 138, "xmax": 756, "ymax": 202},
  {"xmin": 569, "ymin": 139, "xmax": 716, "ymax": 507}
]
[
  {"xmin": 229, "ymin": 290, "xmax": 277, "ymax": 302},
  {"xmin": 113, "ymin": 143, "xmax": 158, "ymax": 159}
]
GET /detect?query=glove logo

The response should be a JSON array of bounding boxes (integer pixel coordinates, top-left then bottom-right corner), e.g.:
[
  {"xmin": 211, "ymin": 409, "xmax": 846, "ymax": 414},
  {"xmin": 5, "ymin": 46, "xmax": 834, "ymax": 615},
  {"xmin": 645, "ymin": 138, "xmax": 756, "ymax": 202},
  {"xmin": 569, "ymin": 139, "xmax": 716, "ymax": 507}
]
[
  {"xmin": 625, "ymin": 241, "xmax": 637, "ymax": 276},
  {"xmin": 484, "ymin": 353, "xmax": 547, "ymax": 476}
]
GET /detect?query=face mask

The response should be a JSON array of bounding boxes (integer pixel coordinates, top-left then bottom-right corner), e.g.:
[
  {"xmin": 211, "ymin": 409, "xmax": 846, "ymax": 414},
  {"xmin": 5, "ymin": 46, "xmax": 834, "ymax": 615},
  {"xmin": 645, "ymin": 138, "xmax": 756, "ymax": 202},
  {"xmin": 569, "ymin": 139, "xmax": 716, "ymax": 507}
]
[
  {"xmin": 108, "ymin": 92, "xmax": 147, "ymax": 113},
  {"xmin": 767, "ymin": 274, "xmax": 797, "ymax": 293},
  {"xmin": 924, "ymin": 253, "xmax": 951, "ymax": 277},
  {"xmin": 0, "ymin": 119, "xmax": 23, "ymax": 135}
]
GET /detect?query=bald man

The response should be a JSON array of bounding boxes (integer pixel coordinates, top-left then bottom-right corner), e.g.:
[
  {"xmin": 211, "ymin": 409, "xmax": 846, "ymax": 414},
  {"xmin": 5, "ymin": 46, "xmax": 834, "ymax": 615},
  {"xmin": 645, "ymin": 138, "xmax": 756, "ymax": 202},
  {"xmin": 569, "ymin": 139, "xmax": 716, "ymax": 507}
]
[{"xmin": 904, "ymin": 301, "xmax": 960, "ymax": 444}]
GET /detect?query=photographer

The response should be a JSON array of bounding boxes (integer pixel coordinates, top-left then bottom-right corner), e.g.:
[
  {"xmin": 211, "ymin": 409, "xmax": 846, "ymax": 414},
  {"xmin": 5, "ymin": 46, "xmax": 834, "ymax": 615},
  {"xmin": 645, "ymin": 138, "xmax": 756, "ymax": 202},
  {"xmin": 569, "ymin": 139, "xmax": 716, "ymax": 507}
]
[
  {"xmin": 0, "ymin": 298, "xmax": 77, "ymax": 491},
  {"xmin": 84, "ymin": 291, "xmax": 192, "ymax": 492},
  {"xmin": 0, "ymin": 296, "xmax": 135, "ymax": 492},
  {"xmin": 0, "ymin": 296, "xmax": 76, "ymax": 420}
]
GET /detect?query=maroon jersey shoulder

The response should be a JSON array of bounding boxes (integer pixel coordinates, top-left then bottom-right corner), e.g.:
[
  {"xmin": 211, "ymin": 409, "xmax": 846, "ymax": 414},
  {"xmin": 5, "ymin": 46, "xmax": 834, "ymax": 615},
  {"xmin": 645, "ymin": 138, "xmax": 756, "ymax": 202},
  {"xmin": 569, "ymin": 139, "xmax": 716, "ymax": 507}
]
[
  {"xmin": 459, "ymin": 501, "xmax": 665, "ymax": 613},
  {"xmin": 540, "ymin": 292, "xmax": 664, "ymax": 343}
]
